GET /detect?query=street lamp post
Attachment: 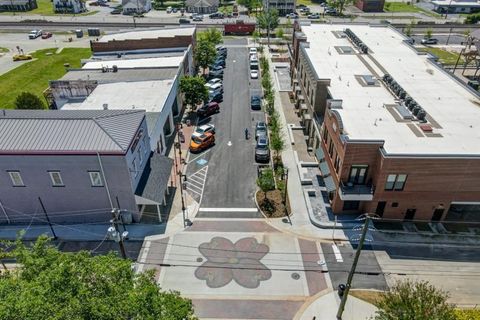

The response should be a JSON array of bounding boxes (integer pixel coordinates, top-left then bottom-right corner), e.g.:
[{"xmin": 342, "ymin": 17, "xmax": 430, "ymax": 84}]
[
  {"xmin": 282, "ymin": 168, "xmax": 292, "ymax": 225},
  {"xmin": 176, "ymin": 122, "xmax": 189, "ymax": 227}
]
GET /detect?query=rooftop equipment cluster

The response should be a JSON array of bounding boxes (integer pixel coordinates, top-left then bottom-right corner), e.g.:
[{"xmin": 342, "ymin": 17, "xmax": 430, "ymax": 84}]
[
  {"xmin": 383, "ymin": 74, "xmax": 427, "ymax": 122},
  {"xmin": 344, "ymin": 28, "xmax": 369, "ymax": 54}
]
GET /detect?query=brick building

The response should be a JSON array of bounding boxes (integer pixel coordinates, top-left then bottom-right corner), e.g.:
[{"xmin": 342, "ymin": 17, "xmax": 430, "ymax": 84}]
[
  {"xmin": 90, "ymin": 27, "xmax": 196, "ymax": 53},
  {"xmin": 355, "ymin": 0, "xmax": 385, "ymax": 12},
  {"xmin": 290, "ymin": 23, "xmax": 480, "ymax": 222}
]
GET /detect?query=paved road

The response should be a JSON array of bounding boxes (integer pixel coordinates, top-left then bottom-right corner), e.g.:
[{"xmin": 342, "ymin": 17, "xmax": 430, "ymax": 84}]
[
  {"xmin": 412, "ymin": 33, "xmax": 466, "ymax": 45},
  {"xmin": 186, "ymin": 40, "xmax": 265, "ymax": 216}
]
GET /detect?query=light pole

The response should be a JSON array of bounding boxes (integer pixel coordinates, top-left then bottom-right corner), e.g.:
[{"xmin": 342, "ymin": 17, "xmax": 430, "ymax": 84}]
[
  {"xmin": 176, "ymin": 122, "xmax": 189, "ymax": 227},
  {"xmin": 282, "ymin": 168, "xmax": 291, "ymax": 225}
]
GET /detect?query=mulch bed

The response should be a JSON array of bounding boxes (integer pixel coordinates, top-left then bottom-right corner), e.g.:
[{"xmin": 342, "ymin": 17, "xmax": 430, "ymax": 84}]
[{"xmin": 256, "ymin": 189, "xmax": 292, "ymax": 218}]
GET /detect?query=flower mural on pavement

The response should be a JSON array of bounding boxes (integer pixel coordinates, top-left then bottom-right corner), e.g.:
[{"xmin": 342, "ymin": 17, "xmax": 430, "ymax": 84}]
[{"xmin": 194, "ymin": 237, "xmax": 272, "ymax": 289}]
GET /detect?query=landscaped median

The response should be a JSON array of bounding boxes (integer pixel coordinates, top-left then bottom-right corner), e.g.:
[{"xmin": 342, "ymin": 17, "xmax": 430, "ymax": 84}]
[{"xmin": 0, "ymin": 47, "xmax": 91, "ymax": 109}]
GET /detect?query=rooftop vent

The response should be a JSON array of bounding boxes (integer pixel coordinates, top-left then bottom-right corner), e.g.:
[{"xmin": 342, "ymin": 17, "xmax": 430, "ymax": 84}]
[
  {"xmin": 103, "ymin": 103, "xmax": 108, "ymax": 110},
  {"xmin": 362, "ymin": 75, "xmax": 376, "ymax": 86},
  {"xmin": 112, "ymin": 65, "xmax": 118, "ymax": 72},
  {"xmin": 419, "ymin": 124, "xmax": 432, "ymax": 132}
]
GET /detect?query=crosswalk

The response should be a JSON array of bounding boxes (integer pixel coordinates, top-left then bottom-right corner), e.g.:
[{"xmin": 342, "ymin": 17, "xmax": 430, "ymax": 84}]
[{"xmin": 185, "ymin": 166, "xmax": 208, "ymax": 203}]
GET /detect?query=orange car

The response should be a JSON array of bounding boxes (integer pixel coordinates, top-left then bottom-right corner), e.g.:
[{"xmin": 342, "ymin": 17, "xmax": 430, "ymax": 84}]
[{"xmin": 189, "ymin": 132, "xmax": 215, "ymax": 153}]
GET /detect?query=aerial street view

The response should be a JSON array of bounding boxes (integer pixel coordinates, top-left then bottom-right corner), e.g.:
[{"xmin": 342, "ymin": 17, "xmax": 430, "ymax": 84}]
[{"xmin": 1, "ymin": 0, "xmax": 480, "ymax": 318}]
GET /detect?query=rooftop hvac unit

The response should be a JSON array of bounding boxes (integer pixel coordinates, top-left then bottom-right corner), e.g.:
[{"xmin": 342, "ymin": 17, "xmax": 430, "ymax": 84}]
[
  {"xmin": 405, "ymin": 96, "xmax": 412, "ymax": 104},
  {"xmin": 399, "ymin": 90, "xmax": 406, "ymax": 99},
  {"xmin": 112, "ymin": 65, "xmax": 118, "ymax": 72},
  {"xmin": 383, "ymin": 74, "xmax": 390, "ymax": 81},
  {"xmin": 412, "ymin": 106, "xmax": 422, "ymax": 115},
  {"xmin": 417, "ymin": 110, "xmax": 427, "ymax": 121},
  {"xmin": 103, "ymin": 103, "xmax": 108, "ymax": 110},
  {"xmin": 407, "ymin": 101, "xmax": 416, "ymax": 111}
]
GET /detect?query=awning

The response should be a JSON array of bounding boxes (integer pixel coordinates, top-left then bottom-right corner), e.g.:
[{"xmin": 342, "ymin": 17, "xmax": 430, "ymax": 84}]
[
  {"xmin": 135, "ymin": 153, "xmax": 174, "ymax": 205},
  {"xmin": 315, "ymin": 148, "xmax": 325, "ymax": 161},
  {"xmin": 319, "ymin": 161, "xmax": 330, "ymax": 177},
  {"xmin": 323, "ymin": 176, "xmax": 336, "ymax": 192}
]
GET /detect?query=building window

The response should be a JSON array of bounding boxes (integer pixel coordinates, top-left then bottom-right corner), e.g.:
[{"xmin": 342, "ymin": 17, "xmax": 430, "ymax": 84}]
[
  {"xmin": 328, "ymin": 139, "xmax": 334, "ymax": 157},
  {"xmin": 89, "ymin": 171, "xmax": 103, "ymax": 187},
  {"xmin": 392, "ymin": 202, "xmax": 399, "ymax": 208},
  {"xmin": 348, "ymin": 165, "xmax": 368, "ymax": 185},
  {"xmin": 132, "ymin": 159, "xmax": 138, "ymax": 177},
  {"xmin": 334, "ymin": 155, "xmax": 341, "ymax": 173},
  {"xmin": 138, "ymin": 144, "xmax": 143, "ymax": 164},
  {"xmin": 323, "ymin": 126, "xmax": 328, "ymax": 142},
  {"xmin": 343, "ymin": 201, "xmax": 360, "ymax": 211},
  {"xmin": 8, "ymin": 171, "xmax": 24, "ymax": 187},
  {"xmin": 49, "ymin": 171, "xmax": 64, "ymax": 187},
  {"xmin": 385, "ymin": 174, "xmax": 407, "ymax": 191}
]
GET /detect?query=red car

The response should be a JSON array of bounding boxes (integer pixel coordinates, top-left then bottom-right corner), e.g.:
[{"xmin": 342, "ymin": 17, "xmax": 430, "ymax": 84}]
[
  {"xmin": 197, "ymin": 102, "xmax": 219, "ymax": 117},
  {"xmin": 41, "ymin": 32, "xmax": 52, "ymax": 39}
]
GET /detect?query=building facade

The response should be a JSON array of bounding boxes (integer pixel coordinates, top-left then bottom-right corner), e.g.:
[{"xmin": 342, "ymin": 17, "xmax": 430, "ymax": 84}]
[
  {"xmin": 121, "ymin": 0, "xmax": 151, "ymax": 14},
  {"xmin": 355, "ymin": 0, "xmax": 385, "ymax": 12},
  {"xmin": 53, "ymin": 0, "xmax": 86, "ymax": 13},
  {"xmin": 185, "ymin": 0, "xmax": 218, "ymax": 14},
  {"xmin": 0, "ymin": 0, "xmax": 37, "ymax": 12},
  {"xmin": 432, "ymin": 0, "xmax": 480, "ymax": 13},
  {"xmin": 290, "ymin": 23, "xmax": 480, "ymax": 222},
  {"xmin": 263, "ymin": 0, "xmax": 295, "ymax": 15}
]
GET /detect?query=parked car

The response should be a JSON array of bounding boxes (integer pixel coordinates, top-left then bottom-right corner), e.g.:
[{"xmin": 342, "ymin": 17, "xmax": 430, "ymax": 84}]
[
  {"xmin": 208, "ymin": 71, "xmax": 224, "ymax": 79},
  {"xmin": 255, "ymin": 136, "xmax": 270, "ymax": 163},
  {"xmin": 12, "ymin": 54, "xmax": 32, "ymax": 61},
  {"xmin": 179, "ymin": 18, "xmax": 190, "ymax": 24},
  {"xmin": 41, "ymin": 32, "xmax": 52, "ymax": 39},
  {"xmin": 211, "ymin": 58, "xmax": 226, "ymax": 67},
  {"xmin": 299, "ymin": 7, "xmax": 310, "ymax": 13},
  {"xmin": 111, "ymin": 8, "xmax": 122, "ymax": 14},
  {"xmin": 198, "ymin": 102, "xmax": 220, "ymax": 117},
  {"xmin": 193, "ymin": 14, "xmax": 203, "ymax": 21},
  {"xmin": 172, "ymin": 7, "xmax": 177, "ymax": 12},
  {"xmin": 250, "ymin": 70, "xmax": 259, "ymax": 79},
  {"xmin": 28, "ymin": 29, "xmax": 42, "ymax": 39},
  {"xmin": 209, "ymin": 91, "xmax": 223, "ymax": 103},
  {"xmin": 206, "ymin": 78, "xmax": 222, "ymax": 87},
  {"xmin": 308, "ymin": 13, "xmax": 320, "ymax": 19},
  {"xmin": 209, "ymin": 12, "xmax": 224, "ymax": 19},
  {"xmin": 251, "ymin": 95, "xmax": 262, "ymax": 110},
  {"xmin": 209, "ymin": 65, "xmax": 223, "ymax": 72},
  {"xmin": 207, "ymin": 82, "xmax": 223, "ymax": 93},
  {"xmin": 421, "ymin": 38, "xmax": 438, "ymax": 45},
  {"xmin": 324, "ymin": 8, "xmax": 337, "ymax": 15},
  {"xmin": 250, "ymin": 61, "xmax": 259, "ymax": 70},
  {"xmin": 190, "ymin": 132, "xmax": 215, "ymax": 153},
  {"xmin": 193, "ymin": 124, "xmax": 215, "ymax": 137},
  {"xmin": 249, "ymin": 47, "xmax": 257, "ymax": 55},
  {"xmin": 217, "ymin": 45, "xmax": 227, "ymax": 52},
  {"xmin": 250, "ymin": 54, "xmax": 258, "ymax": 62},
  {"xmin": 255, "ymin": 121, "xmax": 267, "ymax": 140},
  {"xmin": 286, "ymin": 12, "xmax": 299, "ymax": 19},
  {"xmin": 166, "ymin": 6, "xmax": 172, "ymax": 13}
]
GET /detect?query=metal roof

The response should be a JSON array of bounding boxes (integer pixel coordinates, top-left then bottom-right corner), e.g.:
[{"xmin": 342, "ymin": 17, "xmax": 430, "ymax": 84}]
[
  {"xmin": 58, "ymin": 67, "xmax": 178, "ymax": 83},
  {"xmin": 0, "ymin": 110, "xmax": 145, "ymax": 154}
]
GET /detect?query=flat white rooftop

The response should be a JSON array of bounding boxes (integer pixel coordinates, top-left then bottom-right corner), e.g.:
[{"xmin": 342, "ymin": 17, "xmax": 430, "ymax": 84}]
[
  {"xmin": 432, "ymin": 0, "xmax": 480, "ymax": 6},
  {"xmin": 300, "ymin": 24, "xmax": 480, "ymax": 156},
  {"xmin": 98, "ymin": 27, "xmax": 195, "ymax": 43},
  {"xmin": 61, "ymin": 80, "xmax": 175, "ymax": 113},
  {"xmin": 82, "ymin": 56, "xmax": 184, "ymax": 69}
]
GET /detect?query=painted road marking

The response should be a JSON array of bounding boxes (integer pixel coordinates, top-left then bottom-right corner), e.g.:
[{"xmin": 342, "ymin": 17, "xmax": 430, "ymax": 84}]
[
  {"xmin": 188, "ymin": 149, "xmax": 211, "ymax": 164},
  {"xmin": 227, "ymin": 141, "xmax": 232, "ymax": 146},
  {"xmin": 196, "ymin": 159, "xmax": 208, "ymax": 165},
  {"xmin": 186, "ymin": 166, "xmax": 208, "ymax": 204},
  {"xmin": 332, "ymin": 244, "xmax": 343, "ymax": 263},
  {"xmin": 199, "ymin": 208, "xmax": 258, "ymax": 212}
]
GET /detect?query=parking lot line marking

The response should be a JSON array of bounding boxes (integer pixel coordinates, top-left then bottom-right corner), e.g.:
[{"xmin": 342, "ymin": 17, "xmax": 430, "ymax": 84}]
[
  {"xmin": 186, "ymin": 182, "xmax": 202, "ymax": 191},
  {"xmin": 186, "ymin": 187, "xmax": 202, "ymax": 196},
  {"xmin": 188, "ymin": 176, "xmax": 204, "ymax": 186},
  {"xmin": 187, "ymin": 149, "xmax": 211, "ymax": 164},
  {"xmin": 199, "ymin": 208, "xmax": 259, "ymax": 212},
  {"xmin": 332, "ymin": 244, "xmax": 344, "ymax": 263}
]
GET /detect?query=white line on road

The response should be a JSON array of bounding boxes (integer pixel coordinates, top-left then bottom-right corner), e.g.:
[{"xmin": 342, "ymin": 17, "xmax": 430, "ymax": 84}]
[
  {"xmin": 332, "ymin": 244, "xmax": 344, "ymax": 263},
  {"xmin": 186, "ymin": 182, "xmax": 202, "ymax": 192},
  {"xmin": 199, "ymin": 208, "xmax": 259, "ymax": 212},
  {"xmin": 187, "ymin": 176, "xmax": 204, "ymax": 186},
  {"xmin": 187, "ymin": 149, "xmax": 211, "ymax": 164},
  {"xmin": 186, "ymin": 187, "xmax": 202, "ymax": 196}
]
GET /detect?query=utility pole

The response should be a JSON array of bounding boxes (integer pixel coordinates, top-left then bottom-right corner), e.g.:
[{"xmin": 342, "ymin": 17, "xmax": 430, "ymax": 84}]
[
  {"xmin": 38, "ymin": 197, "xmax": 57, "ymax": 240},
  {"xmin": 282, "ymin": 168, "xmax": 291, "ymax": 225},
  {"xmin": 336, "ymin": 214, "xmax": 372, "ymax": 320},
  {"xmin": 176, "ymin": 122, "xmax": 188, "ymax": 227},
  {"xmin": 108, "ymin": 208, "xmax": 128, "ymax": 259}
]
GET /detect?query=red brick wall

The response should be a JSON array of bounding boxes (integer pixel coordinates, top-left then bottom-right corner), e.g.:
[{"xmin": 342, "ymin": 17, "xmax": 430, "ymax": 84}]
[{"xmin": 90, "ymin": 35, "xmax": 194, "ymax": 53}]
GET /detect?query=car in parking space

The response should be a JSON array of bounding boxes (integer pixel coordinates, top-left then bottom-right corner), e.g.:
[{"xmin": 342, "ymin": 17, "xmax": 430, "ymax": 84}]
[
  {"xmin": 208, "ymin": 70, "xmax": 224, "ymax": 79},
  {"xmin": 209, "ymin": 64, "xmax": 223, "ymax": 72},
  {"xmin": 217, "ymin": 45, "xmax": 227, "ymax": 51},
  {"xmin": 211, "ymin": 59, "xmax": 225, "ymax": 68},
  {"xmin": 308, "ymin": 13, "xmax": 320, "ymax": 19},
  {"xmin": 324, "ymin": 7, "xmax": 337, "ymax": 15},
  {"xmin": 198, "ymin": 102, "xmax": 220, "ymax": 117},
  {"xmin": 28, "ymin": 29, "xmax": 42, "ymax": 39},
  {"xmin": 12, "ymin": 54, "xmax": 33, "ymax": 61},
  {"xmin": 255, "ymin": 121, "xmax": 267, "ymax": 140},
  {"xmin": 250, "ymin": 61, "xmax": 259, "ymax": 70},
  {"xmin": 209, "ymin": 91, "xmax": 223, "ymax": 103},
  {"xmin": 249, "ymin": 47, "xmax": 257, "ymax": 55},
  {"xmin": 251, "ymin": 95, "xmax": 262, "ymax": 110},
  {"xmin": 193, "ymin": 14, "xmax": 203, "ymax": 21},
  {"xmin": 250, "ymin": 69, "xmax": 259, "ymax": 79},
  {"xmin": 250, "ymin": 54, "xmax": 258, "ymax": 62},
  {"xmin": 166, "ymin": 6, "xmax": 172, "ymax": 13},
  {"xmin": 41, "ymin": 32, "xmax": 52, "ymax": 39},
  {"xmin": 421, "ymin": 38, "xmax": 438, "ymax": 45},
  {"xmin": 286, "ymin": 12, "xmax": 299, "ymax": 19},
  {"xmin": 190, "ymin": 132, "xmax": 215, "ymax": 153},
  {"xmin": 209, "ymin": 12, "xmax": 224, "ymax": 19},
  {"xmin": 206, "ymin": 78, "xmax": 222, "ymax": 87},
  {"xmin": 193, "ymin": 124, "xmax": 215, "ymax": 137},
  {"xmin": 255, "ymin": 136, "xmax": 270, "ymax": 163},
  {"xmin": 179, "ymin": 18, "xmax": 190, "ymax": 24},
  {"xmin": 111, "ymin": 8, "xmax": 122, "ymax": 14},
  {"xmin": 172, "ymin": 7, "xmax": 177, "ymax": 12},
  {"xmin": 207, "ymin": 82, "xmax": 223, "ymax": 93}
]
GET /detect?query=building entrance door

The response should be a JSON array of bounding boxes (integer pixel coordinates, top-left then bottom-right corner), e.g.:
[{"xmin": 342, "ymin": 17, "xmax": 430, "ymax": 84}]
[
  {"xmin": 375, "ymin": 201, "xmax": 386, "ymax": 217},
  {"xmin": 431, "ymin": 208, "xmax": 444, "ymax": 221},
  {"xmin": 404, "ymin": 208, "xmax": 416, "ymax": 221}
]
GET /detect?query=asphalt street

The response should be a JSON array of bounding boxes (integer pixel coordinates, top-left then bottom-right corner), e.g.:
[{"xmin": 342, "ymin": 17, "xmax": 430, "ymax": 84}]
[
  {"xmin": 186, "ymin": 40, "xmax": 265, "ymax": 216},
  {"xmin": 411, "ymin": 33, "xmax": 466, "ymax": 45}
]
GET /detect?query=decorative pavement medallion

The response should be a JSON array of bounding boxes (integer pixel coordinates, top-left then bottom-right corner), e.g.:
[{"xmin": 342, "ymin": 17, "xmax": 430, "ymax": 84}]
[{"xmin": 194, "ymin": 237, "xmax": 272, "ymax": 289}]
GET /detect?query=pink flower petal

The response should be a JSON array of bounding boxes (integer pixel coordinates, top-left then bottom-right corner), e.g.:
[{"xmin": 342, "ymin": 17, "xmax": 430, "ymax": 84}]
[
  {"xmin": 234, "ymin": 237, "xmax": 269, "ymax": 261},
  {"xmin": 194, "ymin": 261, "xmax": 234, "ymax": 288}
]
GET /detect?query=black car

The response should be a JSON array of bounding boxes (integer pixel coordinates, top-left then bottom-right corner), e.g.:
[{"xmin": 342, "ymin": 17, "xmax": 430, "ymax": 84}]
[
  {"xmin": 209, "ymin": 91, "xmax": 223, "ymax": 103},
  {"xmin": 251, "ymin": 95, "xmax": 262, "ymax": 110},
  {"xmin": 255, "ymin": 136, "xmax": 270, "ymax": 163},
  {"xmin": 198, "ymin": 102, "xmax": 220, "ymax": 117},
  {"xmin": 211, "ymin": 61, "xmax": 225, "ymax": 68},
  {"xmin": 208, "ymin": 71, "xmax": 223, "ymax": 79},
  {"xmin": 179, "ymin": 18, "xmax": 190, "ymax": 24},
  {"xmin": 209, "ymin": 12, "xmax": 224, "ymax": 19},
  {"xmin": 209, "ymin": 65, "xmax": 223, "ymax": 72}
]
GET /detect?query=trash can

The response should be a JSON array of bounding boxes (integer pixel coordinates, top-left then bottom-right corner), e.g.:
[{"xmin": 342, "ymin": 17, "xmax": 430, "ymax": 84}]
[
  {"xmin": 75, "ymin": 29, "xmax": 83, "ymax": 38},
  {"xmin": 338, "ymin": 284, "xmax": 346, "ymax": 297}
]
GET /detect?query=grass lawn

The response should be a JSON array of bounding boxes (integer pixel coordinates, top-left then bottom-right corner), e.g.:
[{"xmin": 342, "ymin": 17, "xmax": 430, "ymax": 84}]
[
  {"xmin": 417, "ymin": 47, "xmax": 464, "ymax": 65},
  {"xmin": 1, "ymin": 0, "xmax": 98, "ymax": 16},
  {"xmin": 0, "ymin": 47, "xmax": 9, "ymax": 53},
  {"xmin": 384, "ymin": 2, "xmax": 440, "ymax": 17},
  {"xmin": 0, "ymin": 47, "xmax": 91, "ymax": 109}
]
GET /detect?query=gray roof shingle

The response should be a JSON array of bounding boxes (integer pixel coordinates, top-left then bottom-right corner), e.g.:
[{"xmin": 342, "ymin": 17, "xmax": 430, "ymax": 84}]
[{"xmin": 0, "ymin": 110, "xmax": 145, "ymax": 154}]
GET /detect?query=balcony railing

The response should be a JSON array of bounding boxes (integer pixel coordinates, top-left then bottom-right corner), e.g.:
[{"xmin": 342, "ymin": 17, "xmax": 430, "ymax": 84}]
[{"xmin": 339, "ymin": 182, "xmax": 374, "ymax": 201}]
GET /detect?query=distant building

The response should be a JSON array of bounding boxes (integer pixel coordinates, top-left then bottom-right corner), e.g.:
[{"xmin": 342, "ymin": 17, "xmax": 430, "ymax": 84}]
[
  {"xmin": 432, "ymin": 0, "xmax": 480, "ymax": 13},
  {"xmin": 121, "ymin": 0, "xmax": 151, "ymax": 14},
  {"xmin": 53, "ymin": 0, "xmax": 86, "ymax": 14},
  {"xmin": 0, "ymin": 0, "xmax": 37, "ymax": 12},
  {"xmin": 0, "ymin": 110, "xmax": 172, "ymax": 224},
  {"xmin": 262, "ymin": 0, "xmax": 295, "ymax": 16},
  {"xmin": 290, "ymin": 23, "xmax": 480, "ymax": 222},
  {"xmin": 185, "ymin": 0, "xmax": 218, "ymax": 14},
  {"xmin": 355, "ymin": 0, "xmax": 384, "ymax": 12}
]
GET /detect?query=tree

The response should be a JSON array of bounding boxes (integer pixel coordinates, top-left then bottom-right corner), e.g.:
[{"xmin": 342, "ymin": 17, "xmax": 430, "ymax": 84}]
[
  {"xmin": 252, "ymin": 30, "xmax": 261, "ymax": 46},
  {"xmin": 180, "ymin": 76, "xmax": 209, "ymax": 111},
  {"xmin": 257, "ymin": 9, "xmax": 279, "ymax": 46},
  {"xmin": 326, "ymin": 0, "xmax": 353, "ymax": 15},
  {"xmin": 404, "ymin": 20, "xmax": 414, "ymax": 37},
  {"xmin": 14, "ymin": 92, "xmax": 45, "ymax": 110},
  {"xmin": 285, "ymin": 17, "xmax": 292, "ymax": 30},
  {"xmin": 256, "ymin": 168, "xmax": 275, "ymax": 201},
  {"xmin": 194, "ymin": 39, "xmax": 217, "ymax": 74},
  {"xmin": 425, "ymin": 28, "xmax": 433, "ymax": 39},
  {"xmin": 198, "ymin": 28, "xmax": 223, "ymax": 46},
  {"xmin": 270, "ymin": 130, "xmax": 285, "ymax": 164},
  {"xmin": 0, "ymin": 236, "xmax": 197, "ymax": 320},
  {"xmin": 374, "ymin": 280, "xmax": 456, "ymax": 320},
  {"xmin": 275, "ymin": 28, "xmax": 284, "ymax": 40}
]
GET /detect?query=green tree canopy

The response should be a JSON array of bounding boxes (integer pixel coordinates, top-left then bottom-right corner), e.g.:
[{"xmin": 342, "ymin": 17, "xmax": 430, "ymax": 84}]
[
  {"xmin": 326, "ymin": 0, "xmax": 353, "ymax": 15},
  {"xmin": 270, "ymin": 130, "xmax": 285, "ymax": 164},
  {"xmin": 257, "ymin": 168, "xmax": 275, "ymax": 200},
  {"xmin": 195, "ymin": 39, "xmax": 217, "ymax": 73},
  {"xmin": 375, "ymin": 280, "xmax": 456, "ymax": 320},
  {"xmin": 180, "ymin": 75, "xmax": 209, "ymax": 110},
  {"xmin": 14, "ymin": 92, "xmax": 45, "ymax": 110},
  {"xmin": 0, "ymin": 236, "xmax": 197, "ymax": 320},
  {"xmin": 198, "ymin": 28, "xmax": 223, "ymax": 46},
  {"xmin": 257, "ymin": 9, "xmax": 279, "ymax": 45}
]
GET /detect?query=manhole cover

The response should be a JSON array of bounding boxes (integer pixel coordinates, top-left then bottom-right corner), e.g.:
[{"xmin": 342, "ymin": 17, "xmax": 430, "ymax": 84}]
[
  {"xmin": 196, "ymin": 257, "xmax": 203, "ymax": 263},
  {"xmin": 291, "ymin": 273, "xmax": 300, "ymax": 280}
]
